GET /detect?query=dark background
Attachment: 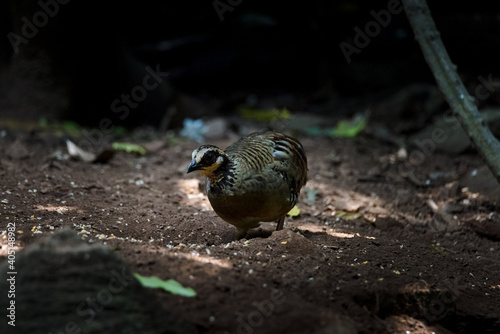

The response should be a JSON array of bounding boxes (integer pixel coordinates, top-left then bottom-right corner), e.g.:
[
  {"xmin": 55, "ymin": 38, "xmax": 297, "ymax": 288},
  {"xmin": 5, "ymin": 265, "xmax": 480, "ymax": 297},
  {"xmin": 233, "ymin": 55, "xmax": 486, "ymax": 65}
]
[
  {"xmin": 1, "ymin": 0, "xmax": 499, "ymax": 127},
  {"xmin": 1, "ymin": 3, "xmax": 500, "ymax": 333}
]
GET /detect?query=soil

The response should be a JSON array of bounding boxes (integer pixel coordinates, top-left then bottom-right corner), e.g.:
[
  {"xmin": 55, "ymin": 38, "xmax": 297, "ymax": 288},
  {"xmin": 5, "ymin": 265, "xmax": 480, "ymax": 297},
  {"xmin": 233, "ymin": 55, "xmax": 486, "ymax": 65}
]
[{"xmin": 1, "ymin": 126, "xmax": 499, "ymax": 334}]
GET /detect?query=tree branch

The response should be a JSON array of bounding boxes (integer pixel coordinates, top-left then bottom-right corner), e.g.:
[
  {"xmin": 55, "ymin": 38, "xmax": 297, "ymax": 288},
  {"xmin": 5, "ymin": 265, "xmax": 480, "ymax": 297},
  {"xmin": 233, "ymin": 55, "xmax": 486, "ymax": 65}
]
[{"xmin": 402, "ymin": 0, "xmax": 500, "ymax": 183}]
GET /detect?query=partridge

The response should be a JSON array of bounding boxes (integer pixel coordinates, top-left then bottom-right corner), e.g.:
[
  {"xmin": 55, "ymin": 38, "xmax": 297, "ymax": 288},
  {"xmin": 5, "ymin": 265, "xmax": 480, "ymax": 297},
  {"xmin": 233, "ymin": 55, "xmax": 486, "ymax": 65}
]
[{"xmin": 187, "ymin": 131, "xmax": 307, "ymax": 238}]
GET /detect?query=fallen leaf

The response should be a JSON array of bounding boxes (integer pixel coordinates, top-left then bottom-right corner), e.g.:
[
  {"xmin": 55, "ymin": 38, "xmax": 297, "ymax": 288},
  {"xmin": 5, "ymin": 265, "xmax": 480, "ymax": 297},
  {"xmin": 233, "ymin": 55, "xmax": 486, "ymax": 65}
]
[
  {"xmin": 331, "ymin": 111, "xmax": 369, "ymax": 137},
  {"xmin": 334, "ymin": 210, "xmax": 362, "ymax": 220},
  {"xmin": 287, "ymin": 205, "xmax": 301, "ymax": 217},
  {"xmin": 66, "ymin": 139, "xmax": 114, "ymax": 163},
  {"xmin": 239, "ymin": 107, "xmax": 290, "ymax": 122},
  {"xmin": 66, "ymin": 139, "xmax": 96, "ymax": 162},
  {"xmin": 112, "ymin": 142, "xmax": 147, "ymax": 155},
  {"xmin": 133, "ymin": 273, "xmax": 197, "ymax": 297}
]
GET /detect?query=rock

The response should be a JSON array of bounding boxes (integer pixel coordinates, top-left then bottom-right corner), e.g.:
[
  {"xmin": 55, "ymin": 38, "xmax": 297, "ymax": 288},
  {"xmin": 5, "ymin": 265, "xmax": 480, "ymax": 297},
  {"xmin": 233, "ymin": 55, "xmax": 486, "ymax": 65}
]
[
  {"xmin": 6, "ymin": 138, "xmax": 30, "ymax": 160},
  {"xmin": 204, "ymin": 117, "xmax": 229, "ymax": 141},
  {"xmin": 0, "ymin": 229, "xmax": 197, "ymax": 334},
  {"xmin": 465, "ymin": 219, "xmax": 500, "ymax": 240}
]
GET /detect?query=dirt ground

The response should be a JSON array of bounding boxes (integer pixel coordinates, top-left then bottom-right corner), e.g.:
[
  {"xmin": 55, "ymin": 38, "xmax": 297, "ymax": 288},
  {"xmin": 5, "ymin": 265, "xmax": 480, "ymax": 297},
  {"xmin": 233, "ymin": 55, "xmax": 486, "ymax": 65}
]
[{"xmin": 1, "ymin": 123, "xmax": 500, "ymax": 334}]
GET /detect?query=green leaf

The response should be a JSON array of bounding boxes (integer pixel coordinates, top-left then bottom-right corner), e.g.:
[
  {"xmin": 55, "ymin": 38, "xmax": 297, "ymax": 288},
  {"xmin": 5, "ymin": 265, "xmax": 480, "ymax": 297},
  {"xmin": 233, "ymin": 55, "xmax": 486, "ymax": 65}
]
[
  {"xmin": 60, "ymin": 121, "xmax": 82, "ymax": 132},
  {"xmin": 240, "ymin": 107, "xmax": 290, "ymax": 122},
  {"xmin": 39, "ymin": 117, "xmax": 48, "ymax": 127},
  {"xmin": 287, "ymin": 205, "xmax": 301, "ymax": 217},
  {"xmin": 133, "ymin": 273, "xmax": 197, "ymax": 297},
  {"xmin": 330, "ymin": 111, "xmax": 369, "ymax": 137},
  {"xmin": 112, "ymin": 142, "xmax": 147, "ymax": 155},
  {"xmin": 334, "ymin": 210, "xmax": 362, "ymax": 220}
]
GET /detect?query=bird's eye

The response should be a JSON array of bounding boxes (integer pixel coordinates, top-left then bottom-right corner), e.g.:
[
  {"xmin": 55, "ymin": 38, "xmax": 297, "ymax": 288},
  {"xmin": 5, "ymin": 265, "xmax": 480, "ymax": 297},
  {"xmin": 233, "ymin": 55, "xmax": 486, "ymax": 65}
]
[{"xmin": 203, "ymin": 151, "xmax": 217, "ymax": 165}]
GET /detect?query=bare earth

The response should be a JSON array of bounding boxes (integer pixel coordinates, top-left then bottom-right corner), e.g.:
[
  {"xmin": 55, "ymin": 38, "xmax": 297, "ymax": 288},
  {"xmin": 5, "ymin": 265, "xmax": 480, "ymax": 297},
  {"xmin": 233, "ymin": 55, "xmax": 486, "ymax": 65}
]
[{"xmin": 1, "ymin": 129, "xmax": 499, "ymax": 333}]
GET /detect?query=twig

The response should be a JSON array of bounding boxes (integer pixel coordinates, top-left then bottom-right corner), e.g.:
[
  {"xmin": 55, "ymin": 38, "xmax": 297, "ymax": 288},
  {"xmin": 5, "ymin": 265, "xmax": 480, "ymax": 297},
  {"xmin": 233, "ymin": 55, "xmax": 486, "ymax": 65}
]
[{"xmin": 402, "ymin": 0, "xmax": 500, "ymax": 184}]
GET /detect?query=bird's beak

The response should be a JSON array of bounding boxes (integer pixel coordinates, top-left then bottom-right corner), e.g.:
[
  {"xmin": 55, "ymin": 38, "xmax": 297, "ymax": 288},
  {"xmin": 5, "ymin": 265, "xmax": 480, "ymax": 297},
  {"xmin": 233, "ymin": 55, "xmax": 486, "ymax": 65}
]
[{"xmin": 187, "ymin": 160, "xmax": 201, "ymax": 173}]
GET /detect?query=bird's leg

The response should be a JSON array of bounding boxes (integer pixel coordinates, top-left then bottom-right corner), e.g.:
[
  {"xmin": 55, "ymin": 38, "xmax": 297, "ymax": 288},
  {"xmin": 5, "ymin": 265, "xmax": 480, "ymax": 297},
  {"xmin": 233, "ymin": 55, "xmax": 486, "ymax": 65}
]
[
  {"xmin": 276, "ymin": 216, "xmax": 285, "ymax": 231},
  {"xmin": 235, "ymin": 227, "xmax": 247, "ymax": 240}
]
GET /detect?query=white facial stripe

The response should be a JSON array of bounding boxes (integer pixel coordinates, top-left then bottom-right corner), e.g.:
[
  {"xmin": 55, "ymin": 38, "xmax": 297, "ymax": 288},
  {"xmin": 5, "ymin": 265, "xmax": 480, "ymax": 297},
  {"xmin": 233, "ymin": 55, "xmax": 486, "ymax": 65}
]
[
  {"xmin": 216, "ymin": 156, "xmax": 224, "ymax": 165},
  {"xmin": 192, "ymin": 147, "xmax": 209, "ymax": 164},
  {"xmin": 191, "ymin": 146, "xmax": 227, "ymax": 169}
]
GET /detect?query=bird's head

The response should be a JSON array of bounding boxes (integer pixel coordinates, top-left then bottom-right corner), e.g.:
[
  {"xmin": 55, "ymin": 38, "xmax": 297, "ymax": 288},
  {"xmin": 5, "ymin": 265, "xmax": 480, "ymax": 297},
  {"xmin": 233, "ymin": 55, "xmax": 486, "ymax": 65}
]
[{"xmin": 187, "ymin": 145, "xmax": 228, "ymax": 178}]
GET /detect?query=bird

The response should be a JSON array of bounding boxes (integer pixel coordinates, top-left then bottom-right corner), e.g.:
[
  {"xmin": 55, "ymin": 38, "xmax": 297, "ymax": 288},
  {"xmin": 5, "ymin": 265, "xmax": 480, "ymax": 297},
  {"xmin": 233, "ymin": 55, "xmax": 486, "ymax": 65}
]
[{"xmin": 187, "ymin": 131, "xmax": 307, "ymax": 239}]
